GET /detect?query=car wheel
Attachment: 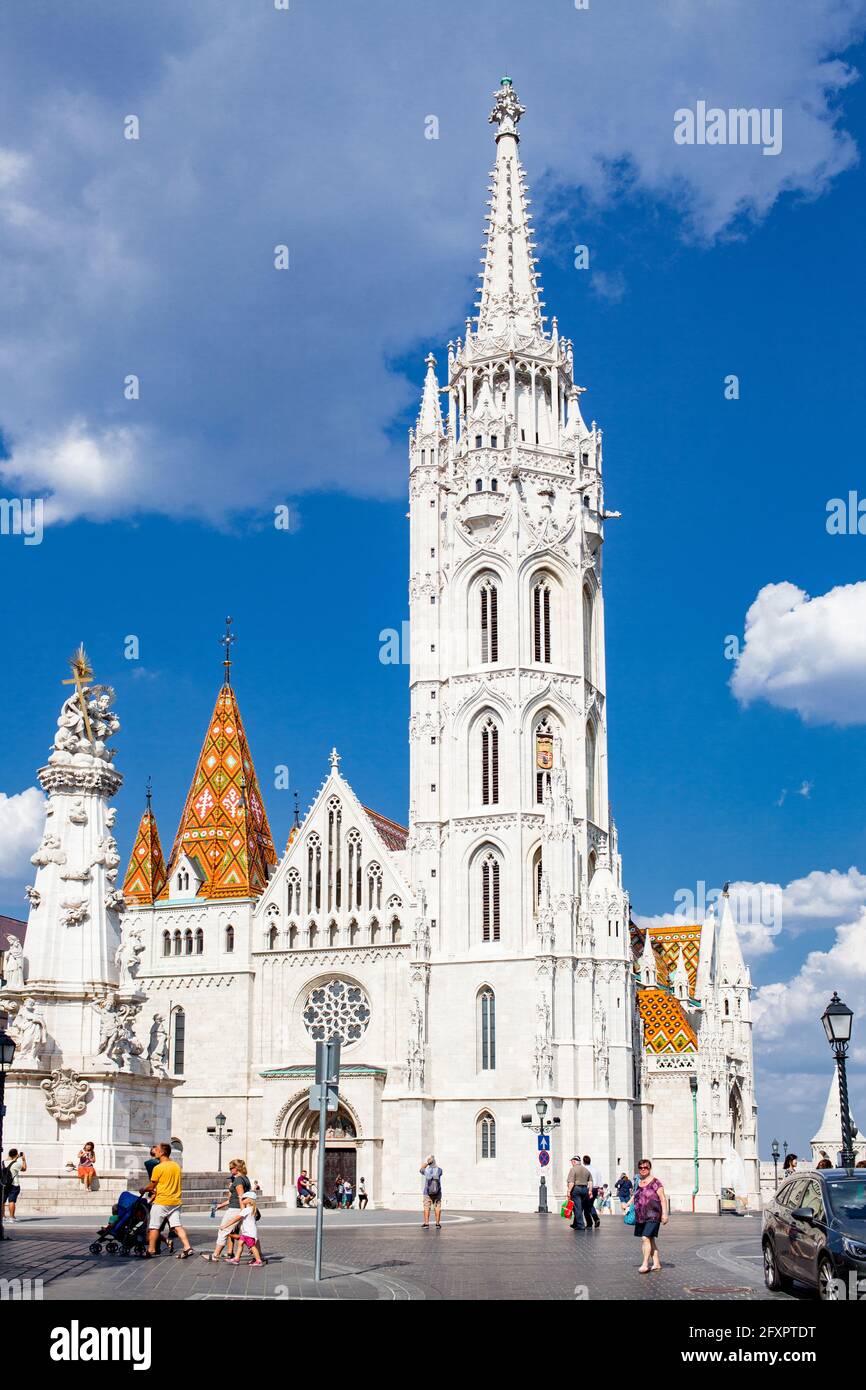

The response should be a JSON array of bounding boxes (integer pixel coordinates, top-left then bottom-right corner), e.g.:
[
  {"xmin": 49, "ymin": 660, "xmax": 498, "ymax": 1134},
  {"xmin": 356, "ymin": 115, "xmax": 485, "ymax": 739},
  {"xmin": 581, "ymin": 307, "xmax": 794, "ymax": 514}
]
[
  {"xmin": 763, "ymin": 1239, "xmax": 792, "ymax": 1291},
  {"xmin": 818, "ymin": 1257, "xmax": 847, "ymax": 1301}
]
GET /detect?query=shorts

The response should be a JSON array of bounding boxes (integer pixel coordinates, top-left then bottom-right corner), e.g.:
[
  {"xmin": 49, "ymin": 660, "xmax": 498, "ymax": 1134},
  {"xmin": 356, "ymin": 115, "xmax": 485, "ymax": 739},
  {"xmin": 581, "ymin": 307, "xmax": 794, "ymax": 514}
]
[
  {"xmin": 240, "ymin": 1235, "xmax": 257, "ymax": 1247},
  {"xmin": 634, "ymin": 1218, "xmax": 661, "ymax": 1238},
  {"xmin": 5, "ymin": 1186, "xmax": 20, "ymax": 1204},
  {"xmin": 149, "ymin": 1203, "xmax": 183, "ymax": 1231},
  {"xmin": 78, "ymin": 1165, "xmax": 94, "ymax": 1178},
  {"xmin": 423, "ymin": 1192, "xmax": 442, "ymax": 1211}
]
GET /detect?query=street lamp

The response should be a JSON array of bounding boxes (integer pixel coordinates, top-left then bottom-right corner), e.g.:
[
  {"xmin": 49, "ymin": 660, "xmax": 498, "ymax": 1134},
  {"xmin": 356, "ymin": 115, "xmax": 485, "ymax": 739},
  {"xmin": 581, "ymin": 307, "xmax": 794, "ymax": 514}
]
[
  {"xmin": 522, "ymin": 1100, "xmax": 560, "ymax": 1214},
  {"xmin": 771, "ymin": 1138, "xmax": 780, "ymax": 1189},
  {"xmin": 207, "ymin": 1111, "xmax": 231, "ymax": 1171},
  {"xmin": 821, "ymin": 992, "xmax": 856, "ymax": 1167},
  {"xmin": 0, "ymin": 1027, "xmax": 17, "ymax": 1242}
]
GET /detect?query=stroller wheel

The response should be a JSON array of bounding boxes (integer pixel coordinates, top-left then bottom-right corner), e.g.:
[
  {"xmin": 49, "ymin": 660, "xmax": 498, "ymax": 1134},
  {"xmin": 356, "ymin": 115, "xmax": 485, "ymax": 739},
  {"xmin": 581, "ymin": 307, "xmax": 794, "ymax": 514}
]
[
  {"xmin": 89, "ymin": 1242, "xmax": 103, "ymax": 1255},
  {"xmin": 105, "ymin": 1239, "xmax": 119, "ymax": 1255}
]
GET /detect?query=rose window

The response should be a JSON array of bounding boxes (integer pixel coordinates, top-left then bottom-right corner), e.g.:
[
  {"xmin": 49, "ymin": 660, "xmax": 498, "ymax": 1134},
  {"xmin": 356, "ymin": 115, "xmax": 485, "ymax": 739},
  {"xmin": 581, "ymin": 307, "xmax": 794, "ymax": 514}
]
[{"xmin": 303, "ymin": 979, "xmax": 371, "ymax": 1044}]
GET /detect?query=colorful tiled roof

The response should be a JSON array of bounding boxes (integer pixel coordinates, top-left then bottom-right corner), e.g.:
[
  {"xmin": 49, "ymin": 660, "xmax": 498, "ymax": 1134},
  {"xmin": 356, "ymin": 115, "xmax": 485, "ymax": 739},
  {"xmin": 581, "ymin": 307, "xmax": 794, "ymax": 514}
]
[
  {"xmin": 637, "ymin": 988, "xmax": 698, "ymax": 1053},
  {"xmin": 647, "ymin": 924, "xmax": 702, "ymax": 997},
  {"xmin": 160, "ymin": 683, "xmax": 276, "ymax": 900},
  {"xmin": 123, "ymin": 805, "xmax": 168, "ymax": 905},
  {"xmin": 363, "ymin": 806, "xmax": 408, "ymax": 852}
]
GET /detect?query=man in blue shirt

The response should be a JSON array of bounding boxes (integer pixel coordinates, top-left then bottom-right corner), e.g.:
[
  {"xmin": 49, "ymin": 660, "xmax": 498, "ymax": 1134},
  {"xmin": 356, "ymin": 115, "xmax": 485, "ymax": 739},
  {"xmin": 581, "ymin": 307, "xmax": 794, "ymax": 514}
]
[{"xmin": 420, "ymin": 1155, "xmax": 443, "ymax": 1229}]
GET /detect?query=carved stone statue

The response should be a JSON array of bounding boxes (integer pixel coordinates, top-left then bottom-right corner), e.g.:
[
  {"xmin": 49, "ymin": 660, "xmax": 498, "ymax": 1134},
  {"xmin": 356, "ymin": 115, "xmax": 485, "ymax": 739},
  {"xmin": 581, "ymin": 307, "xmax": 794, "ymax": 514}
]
[
  {"xmin": 407, "ymin": 996, "xmax": 426, "ymax": 1090},
  {"xmin": 24, "ymin": 884, "xmax": 41, "ymax": 910},
  {"xmin": 146, "ymin": 1014, "xmax": 170, "ymax": 1078},
  {"xmin": 31, "ymin": 832, "xmax": 66, "ymax": 869},
  {"xmin": 593, "ymin": 999, "xmax": 609, "ymax": 1091},
  {"xmin": 115, "ymin": 924, "xmax": 145, "ymax": 989},
  {"xmin": 533, "ymin": 997, "xmax": 553, "ymax": 1088},
  {"xmin": 41, "ymin": 1067, "xmax": 89, "ymax": 1122},
  {"xmin": 4, "ymin": 935, "xmax": 25, "ymax": 989},
  {"xmin": 9, "ymin": 996, "xmax": 48, "ymax": 1060}
]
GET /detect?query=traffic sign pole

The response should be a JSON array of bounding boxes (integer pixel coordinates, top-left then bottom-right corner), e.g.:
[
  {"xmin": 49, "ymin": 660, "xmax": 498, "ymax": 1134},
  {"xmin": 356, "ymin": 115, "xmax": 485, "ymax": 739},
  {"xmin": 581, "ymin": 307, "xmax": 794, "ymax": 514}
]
[{"xmin": 313, "ymin": 1038, "xmax": 341, "ymax": 1282}]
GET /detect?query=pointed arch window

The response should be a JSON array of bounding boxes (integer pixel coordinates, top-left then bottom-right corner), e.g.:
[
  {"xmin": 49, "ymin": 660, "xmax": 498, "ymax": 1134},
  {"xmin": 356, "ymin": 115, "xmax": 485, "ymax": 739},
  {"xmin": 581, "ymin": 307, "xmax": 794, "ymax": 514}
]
[
  {"xmin": 268, "ymin": 924, "xmax": 279, "ymax": 949},
  {"xmin": 307, "ymin": 834, "xmax": 322, "ymax": 914},
  {"xmin": 195, "ymin": 928, "xmax": 204, "ymax": 955},
  {"xmin": 367, "ymin": 863, "xmax": 382, "ymax": 912},
  {"xmin": 173, "ymin": 930, "xmax": 182, "ymax": 956},
  {"xmin": 532, "ymin": 576, "xmax": 552, "ymax": 663},
  {"xmin": 347, "ymin": 829, "xmax": 362, "ymax": 911},
  {"xmin": 480, "ymin": 579, "xmax": 499, "ymax": 664},
  {"xmin": 162, "ymin": 931, "xmax": 171, "ymax": 957},
  {"xmin": 172, "ymin": 1008, "xmax": 185, "ymax": 1076},
  {"xmin": 287, "ymin": 868, "xmax": 301, "ymax": 917},
  {"xmin": 327, "ymin": 798, "xmax": 342, "ymax": 912},
  {"xmin": 532, "ymin": 846, "xmax": 543, "ymax": 916},
  {"xmin": 183, "ymin": 929, "xmax": 193, "ymax": 955},
  {"xmin": 225, "ymin": 924, "xmax": 235, "ymax": 953},
  {"xmin": 478, "ymin": 988, "xmax": 496, "ymax": 1070},
  {"xmin": 481, "ymin": 852, "xmax": 501, "ymax": 943},
  {"xmin": 583, "ymin": 583, "xmax": 595, "ymax": 683},
  {"xmin": 585, "ymin": 720, "xmax": 597, "ymax": 824},
  {"xmin": 390, "ymin": 917, "xmax": 401, "ymax": 943},
  {"xmin": 477, "ymin": 1111, "xmax": 497, "ymax": 1159},
  {"xmin": 481, "ymin": 716, "xmax": 499, "ymax": 806}
]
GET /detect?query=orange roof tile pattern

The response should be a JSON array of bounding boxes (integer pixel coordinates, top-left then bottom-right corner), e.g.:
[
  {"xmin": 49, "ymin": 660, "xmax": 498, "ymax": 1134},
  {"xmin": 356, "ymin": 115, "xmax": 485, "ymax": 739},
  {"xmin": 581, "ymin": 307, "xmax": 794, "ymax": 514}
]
[
  {"xmin": 123, "ymin": 807, "xmax": 168, "ymax": 905},
  {"xmin": 160, "ymin": 684, "xmax": 276, "ymax": 900},
  {"xmin": 629, "ymin": 926, "xmax": 670, "ymax": 988},
  {"xmin": 647, "ymin": 924, "xmax": 702, "ymax": 997},
  {"xmin": 363, "ymin": 806, "xmax": 408, "ymax": 852},
  {"xmin": 637, "ymin": 988, "xmax": 698, "ymax": 1053}
]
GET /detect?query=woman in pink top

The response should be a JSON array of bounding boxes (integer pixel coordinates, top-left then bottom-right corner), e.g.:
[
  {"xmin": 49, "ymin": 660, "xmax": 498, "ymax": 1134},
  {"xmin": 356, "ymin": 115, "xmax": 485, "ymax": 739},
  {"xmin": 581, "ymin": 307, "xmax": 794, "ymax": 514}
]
[{"xmin": 633, "ymin": 1158, "xmax": 669, "ymax": 1273}]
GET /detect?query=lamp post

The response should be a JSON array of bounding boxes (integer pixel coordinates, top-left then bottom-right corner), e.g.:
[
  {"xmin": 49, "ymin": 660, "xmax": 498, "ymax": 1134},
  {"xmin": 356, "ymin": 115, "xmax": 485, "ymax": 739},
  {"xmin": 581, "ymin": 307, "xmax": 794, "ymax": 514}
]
[
  {"xmin": 771, "ymin": 1138, "xmax": 780, "ymax": 1189},
  {"xmin": 0, "ymin": 1027, "xmax": 17, "ymax": 1242},
  {"xmin": 207, "ymin": 1111, "xmax": 230, "ymax": 1171},
  {"xmin": 821, "ymin": 992, "xmax": 856, "ymax": 1168},
  {"xmin": 521, "ymin": 1099, "xmax": 560, "ymax": 1213}
]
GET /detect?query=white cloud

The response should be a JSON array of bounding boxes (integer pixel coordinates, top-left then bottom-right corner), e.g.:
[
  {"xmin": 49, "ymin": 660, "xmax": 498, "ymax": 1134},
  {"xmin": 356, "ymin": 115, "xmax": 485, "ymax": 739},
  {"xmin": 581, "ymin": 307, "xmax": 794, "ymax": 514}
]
[
  {"xmin": 731, "ymin": 580, "xmax": 866, "ymax": 725},
  {"xmin": 0, "ymin": 2, "xmax": 864, "ymax": 524},
  {"xmin": 0, "ymin": 787, "xmax": 44, "ymax": 885}
]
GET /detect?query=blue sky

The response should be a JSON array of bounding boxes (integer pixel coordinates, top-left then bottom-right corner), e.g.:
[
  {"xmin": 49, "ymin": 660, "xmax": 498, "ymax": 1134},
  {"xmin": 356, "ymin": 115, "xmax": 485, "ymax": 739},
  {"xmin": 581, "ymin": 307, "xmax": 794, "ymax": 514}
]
[{"xmin": 2, "ymin": 0, "xmax": 866, "ymax": 1155}]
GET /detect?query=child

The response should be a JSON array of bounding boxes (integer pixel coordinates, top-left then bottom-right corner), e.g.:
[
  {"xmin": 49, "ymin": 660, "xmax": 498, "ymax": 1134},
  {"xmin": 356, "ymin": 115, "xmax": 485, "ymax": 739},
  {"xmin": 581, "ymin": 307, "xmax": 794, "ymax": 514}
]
[{"xmin": 228, "ymin": 1190, "xmax": 265, "ymax": 1267}]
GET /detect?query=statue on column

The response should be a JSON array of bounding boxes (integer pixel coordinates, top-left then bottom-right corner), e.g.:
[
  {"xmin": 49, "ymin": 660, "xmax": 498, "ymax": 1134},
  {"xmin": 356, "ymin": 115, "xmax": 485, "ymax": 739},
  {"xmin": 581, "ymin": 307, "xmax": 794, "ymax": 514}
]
[
  {"xmin": 115, "ymin": 923, "xmax": 145, "ymax": 990},
  {"xmin": 147, "ymin": 1014, "xmax": 170, "ymax": 1078},
  {"xmin": 4, "ymin": 935, "xmax": 25, "ymax": 989},
  {"xmin": 8, "ymin": 996, "xmax": 48, "ymax": 1061}
]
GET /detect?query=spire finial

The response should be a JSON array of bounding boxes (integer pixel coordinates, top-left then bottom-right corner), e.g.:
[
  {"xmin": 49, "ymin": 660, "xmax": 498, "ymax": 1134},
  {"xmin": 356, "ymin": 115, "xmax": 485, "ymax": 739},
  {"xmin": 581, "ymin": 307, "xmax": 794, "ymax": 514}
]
[
  {"xmin": 330, "ymin": 747, "xmax": 341, "ymax": 772},
  {"xmin": 146, "ymin": 775, "xmax": 153, "ymax": 813},
  {"xmin": 293, "ymin": 789, "xmax": 301, "ymax": 828},
  {"xmin": 221, "ymin": 615, "xmax": 235, "ymax": 685},
  {"xmin": 488, "ymin": 77, "xmax": 525, "ymax": 141}
]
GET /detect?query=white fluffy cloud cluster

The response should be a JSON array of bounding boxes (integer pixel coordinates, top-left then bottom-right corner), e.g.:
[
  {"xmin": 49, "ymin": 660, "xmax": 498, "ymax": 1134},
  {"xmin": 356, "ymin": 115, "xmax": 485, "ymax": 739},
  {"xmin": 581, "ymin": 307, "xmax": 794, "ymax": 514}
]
[
  {"xmin": 731, "ymin": 581, "xmax": 866, "ymax": 725},
  {"xmin": 0, "ymin": 787, "xmax": 44, "ymax": 888}
]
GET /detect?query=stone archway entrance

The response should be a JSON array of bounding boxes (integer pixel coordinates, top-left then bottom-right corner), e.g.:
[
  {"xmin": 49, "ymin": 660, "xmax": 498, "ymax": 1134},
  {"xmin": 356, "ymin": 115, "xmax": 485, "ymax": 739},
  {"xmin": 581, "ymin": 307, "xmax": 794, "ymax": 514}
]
[{"xmin": 276, "ymin": 1098, "xmax": 360, "ymax": 1202}]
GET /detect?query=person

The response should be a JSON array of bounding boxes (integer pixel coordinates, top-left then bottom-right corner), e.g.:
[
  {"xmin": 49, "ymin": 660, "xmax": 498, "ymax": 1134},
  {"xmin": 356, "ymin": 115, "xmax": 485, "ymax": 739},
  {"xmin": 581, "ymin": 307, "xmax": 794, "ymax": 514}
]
[
  {"xmin": 565, "ymin": 1155, "xmax": 593, "ymax": 1231},
  {"xmin": 856, "ymin": 1159, "xmax": 866, "ymax": 1168},
  {"xmin": 357, "ymin": 1177, "xmax": 368, "ymax": 1210},
  {"xmin": 201, "ymin": 1158, "xmax": 251, "ymax": 1262},
  {"xmin": 142, "ymin": 1145, "xmax": 175, "ymax": 1252},
  {"xmin": 144, "ymin": 1142, "xmax": 193, "ymax": 1258},
  {"xmin": 77, "ymin": 1141, "xmax": 97, "ymax": 1192},
  {"xmin": 420, "ymin": 1154, "xmax": 443, "ymax": 1229},
  {"xmin": 583, "ymin": 1155, "xmax": 601, "ymax": 1228},
  {"xmin": 615, "ymin": 1172, "xmax": 633, "ymax": 1213},
  {"xmin": 296, "ymin": 1170, "xmax": 315, "ymax": 1207},
  {"xmin": 333, "ymin": 1174, "xmax": 343, "ymax": 1209},
  {"xmin": 342, "ymin": 1175, "xmax": 354, "ymax": 1209},
  {"xmin": 782, "ymin": 1153, "xmax": 798, "ymax": 1174},
  {"xmin": 227, "ymin": 1189, "xmax": 265, "ymax": 1267},
  {"xmin": 816, "ymin": 1157, "xmax": 833, "ymax": 1169},
  {"xmin": 2, "ymin": 1148, "xmax": 26, "ymax": 1222},
  {"xmin": 143, "ymin": 1144, "xmax": 161, "ymax": 1181},
  {"xmin": 633, "ymin": 1159, "xmax": 668, "ymax": 1273},
  {"xmin": 597, "ymin": 1183, "xmax": 613, "ymax": 1215}
]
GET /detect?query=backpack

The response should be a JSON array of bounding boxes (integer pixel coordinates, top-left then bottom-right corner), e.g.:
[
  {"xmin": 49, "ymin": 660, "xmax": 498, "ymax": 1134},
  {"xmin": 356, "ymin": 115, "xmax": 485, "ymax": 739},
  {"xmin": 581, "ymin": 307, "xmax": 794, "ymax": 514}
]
[
  {"xmin": 0, "ymin": 1163, "xmax": 12, "ymax": 1189},
  {"xmin": 426, "ymin": 1170, "xmax": 441, "ymax": 1199}
]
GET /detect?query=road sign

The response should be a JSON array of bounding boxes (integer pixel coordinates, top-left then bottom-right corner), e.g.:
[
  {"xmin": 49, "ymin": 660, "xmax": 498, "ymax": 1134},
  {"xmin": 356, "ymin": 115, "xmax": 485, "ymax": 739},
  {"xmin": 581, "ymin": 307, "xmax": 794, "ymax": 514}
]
[
  {"xmin": 315, "ymin": 1038, "xmax": 341, "ymax": 1084},
  {"xmin": 538, "ymin": 1150, "xmax": 550, "ymax": 1167},
  {"xmin": 308, "ymin": 1083, "xmax": 339, "ymax": 1112},
  {"xmin": 538, "ymin": 1134, "xmax": 550, "ymax": 1151}
]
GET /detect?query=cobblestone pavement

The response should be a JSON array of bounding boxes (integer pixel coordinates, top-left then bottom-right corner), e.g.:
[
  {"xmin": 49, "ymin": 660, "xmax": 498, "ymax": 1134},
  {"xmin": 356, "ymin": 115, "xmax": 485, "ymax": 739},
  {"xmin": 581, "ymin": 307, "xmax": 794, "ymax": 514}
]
[{"xmin": 0, "ymin": 1211, "xmax": 804, "ymax": 1302}]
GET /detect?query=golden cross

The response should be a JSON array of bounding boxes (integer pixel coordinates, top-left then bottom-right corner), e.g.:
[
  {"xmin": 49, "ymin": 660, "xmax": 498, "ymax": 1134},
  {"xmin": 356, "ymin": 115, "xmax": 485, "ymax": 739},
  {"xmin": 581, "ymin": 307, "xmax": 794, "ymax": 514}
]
[{"xmin": 61, "ymin": 644, "xmax": 95, "ymax": 744}]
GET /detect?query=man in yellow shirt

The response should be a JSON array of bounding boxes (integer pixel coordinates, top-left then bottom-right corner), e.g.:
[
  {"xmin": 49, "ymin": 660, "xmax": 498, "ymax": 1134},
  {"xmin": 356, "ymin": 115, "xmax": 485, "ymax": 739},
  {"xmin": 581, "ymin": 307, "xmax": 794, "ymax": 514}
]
[{"xmin": 144, "ymin": 1142, "xmax": 193, "ymax": 1257}]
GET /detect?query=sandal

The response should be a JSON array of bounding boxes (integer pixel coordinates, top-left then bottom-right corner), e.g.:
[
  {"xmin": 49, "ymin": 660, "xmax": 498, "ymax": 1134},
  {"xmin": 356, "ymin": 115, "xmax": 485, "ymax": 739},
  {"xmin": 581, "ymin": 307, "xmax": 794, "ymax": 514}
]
[
  {"xmin": 200, "ymin": 1253, "xmax": 221, "ymax": 1262},
  {"xmin": 176, "ymin": 1248, "xmax": 194, "ymax": 1259},
  {"xmin": 249, "ymin": 1260, "xmax": 265, "ymax": 1267}
]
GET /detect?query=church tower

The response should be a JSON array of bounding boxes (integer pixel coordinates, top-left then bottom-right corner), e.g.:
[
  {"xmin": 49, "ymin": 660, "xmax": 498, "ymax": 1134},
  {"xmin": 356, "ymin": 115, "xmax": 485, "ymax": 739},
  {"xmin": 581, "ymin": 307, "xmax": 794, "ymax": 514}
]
[{"xmin": 405, "ymin": 80, "xmax": 634, "ymax": 1204}]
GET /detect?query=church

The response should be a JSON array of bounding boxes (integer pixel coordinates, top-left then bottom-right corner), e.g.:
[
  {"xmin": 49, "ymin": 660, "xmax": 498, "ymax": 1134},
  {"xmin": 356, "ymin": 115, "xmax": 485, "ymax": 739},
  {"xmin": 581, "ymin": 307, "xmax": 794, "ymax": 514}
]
[{"xmin": 5, "ymin": 81, "xmax": 760, "ymax": 1212}]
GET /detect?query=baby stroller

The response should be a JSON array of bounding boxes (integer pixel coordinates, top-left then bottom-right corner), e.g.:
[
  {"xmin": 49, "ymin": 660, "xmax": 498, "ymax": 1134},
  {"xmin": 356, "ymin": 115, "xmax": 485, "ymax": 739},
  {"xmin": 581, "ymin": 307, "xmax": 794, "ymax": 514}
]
[{"xmin": 89, "ymin": 1189, "xmax": 149, "ymax": 1257}]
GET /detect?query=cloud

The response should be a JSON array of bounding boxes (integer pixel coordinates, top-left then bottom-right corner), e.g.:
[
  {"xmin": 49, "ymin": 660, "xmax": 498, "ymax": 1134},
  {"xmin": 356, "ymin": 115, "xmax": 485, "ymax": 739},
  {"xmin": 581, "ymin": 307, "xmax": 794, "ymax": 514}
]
[
  {"xmin": 731, "ymin": 580, "xmax": 866, "ymax": 725},
  {"xmin": 0, "ymin": 1, "xmax": 864, "ymax": 525},
  {"xmin": 776, "ymin": 779, "xmax": 813, "ymax": 807},
  {"xmin": 0, "ymin": 787, "xmax": 44, "ymax": 886}
]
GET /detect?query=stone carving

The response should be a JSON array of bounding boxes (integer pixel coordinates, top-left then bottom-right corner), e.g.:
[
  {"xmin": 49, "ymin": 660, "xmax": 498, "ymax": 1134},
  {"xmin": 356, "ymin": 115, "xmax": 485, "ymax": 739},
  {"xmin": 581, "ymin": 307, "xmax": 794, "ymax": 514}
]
[
  {"xmin": 533, "ymin": 996, "xmax": 554, "ymax": 1089},
  {"xmin": 105, "ymin": 888, "xmax": 126, "ymax": 914},
  {"xmin": 536, "ymin": 872, "xmax": 554, "ymax": 954},
  {"xmin": 31, "ymin": 832, "xmax": 66, "ymax": 869},
  {"xmin": 146, "ymin": 1014, "xmax": 169, "ymax": 1078},
  {"xmin": 91, "ymin": 992, "xmax": 144, "ymax": 1070},
  {"xmin": 24, "ymin": 885, "xmax": 40, "ymax": 910},
  {"xmin": 92, "ymin": 834, "xmax": 121, "ymax": 882},
  {"xmin": 593, "ymin": 999, "xmax": 609, "ymax": 1091},
  {"xmin": 41, "ymin": 1067, "xmax": 89, "ymax": 1122},
  {"xmin": 4, "ymin": 935, "xmax": 25, "ymax": 988},
  {"xmin": 60, "ymin": 899, "xmax": 89, "ymax": 927},
  {"xmin": 407, "ymin": 995, "xmax": 426, "ymax": 1091},
  {"xmin": 115, "ymin": 923, "xmax": 145, "ymax": 988},
  {"xmin": 69, "ymin": 798, "xmax": 88, "ymax": 825},
  {"xmin": 48, "ymin": 684, "xmax": 120, "ymax": 768},
  {"xmin": 7, "ymin": 996, "xmax": 48, "ymax": 1060}
]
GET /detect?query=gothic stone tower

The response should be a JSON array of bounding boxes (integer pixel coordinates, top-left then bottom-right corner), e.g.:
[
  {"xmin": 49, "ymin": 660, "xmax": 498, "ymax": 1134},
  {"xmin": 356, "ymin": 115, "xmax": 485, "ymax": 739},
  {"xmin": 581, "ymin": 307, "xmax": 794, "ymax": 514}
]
[{"xmin": 403, "ymin": 80, "xmax": 635, "ymax": 1207}]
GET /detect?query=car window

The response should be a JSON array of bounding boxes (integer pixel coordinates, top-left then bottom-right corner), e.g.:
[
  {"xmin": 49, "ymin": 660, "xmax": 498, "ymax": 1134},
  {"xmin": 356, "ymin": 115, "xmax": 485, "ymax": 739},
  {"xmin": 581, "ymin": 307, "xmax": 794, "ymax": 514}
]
[
  {"xmin": 781, "ymin": 1177, "xmax": 809, "ymax": 1209},
  {"xmin": 775, "ymin": 1180, "xmax": 796, "ymax": 1207},
  {"xmin": 801, "ymin": 1180, "xmax": 825, "ymax": 1220},
  {"xmin": 825, "ymin": 1179, "xmax": 866, "ymax": 1229}
]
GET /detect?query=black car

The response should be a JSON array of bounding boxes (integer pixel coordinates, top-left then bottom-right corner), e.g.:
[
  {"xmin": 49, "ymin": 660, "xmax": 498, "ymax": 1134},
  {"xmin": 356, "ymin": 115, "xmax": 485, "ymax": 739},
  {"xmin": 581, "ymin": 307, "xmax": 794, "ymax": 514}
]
[{"xmin": 762, "ymin": 1168, "xmax": 866, "ymax": 1300}]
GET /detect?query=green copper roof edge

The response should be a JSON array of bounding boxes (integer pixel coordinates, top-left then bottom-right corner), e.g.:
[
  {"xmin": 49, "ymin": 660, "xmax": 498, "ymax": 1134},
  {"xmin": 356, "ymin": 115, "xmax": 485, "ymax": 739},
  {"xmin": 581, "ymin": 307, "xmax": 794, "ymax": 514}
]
[{"xmin": 259, "ymin": 1065, "xmax": 387, "ymax": 1078}]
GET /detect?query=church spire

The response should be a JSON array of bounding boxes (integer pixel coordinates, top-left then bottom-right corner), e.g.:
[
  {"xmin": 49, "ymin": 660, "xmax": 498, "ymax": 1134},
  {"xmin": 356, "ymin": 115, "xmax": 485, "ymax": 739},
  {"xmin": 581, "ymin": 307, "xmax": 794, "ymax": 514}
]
[
  {"xmin": 160, "ymin": 676, "xmax": 276, "ymax": 900},
  {"xmin": 639, "ymin": 928, "xmax": 658, "ymax": 988},
  {"xmin": 123, "ymin": 782, "xmax": 168, "ymax": 905},
  {"xmin": 717, "ymin": 886, "xmax": 750, "ymax": 987},
  {"xmin": 416, "ymin": 353, "xmax": 444, "ymax": 438},
  {"xmin": 475, "ymin": 78, "xmax": 545, "ymax": 341}
]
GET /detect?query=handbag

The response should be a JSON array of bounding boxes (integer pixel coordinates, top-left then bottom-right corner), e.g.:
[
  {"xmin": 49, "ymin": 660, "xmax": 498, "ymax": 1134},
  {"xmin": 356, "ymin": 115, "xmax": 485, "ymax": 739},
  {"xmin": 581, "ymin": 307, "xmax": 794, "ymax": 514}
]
[
  {"xmin": 560, "ymin": 1198, "xmax": 574, "ymax": 1219},
  {"xmin": 623, "ymin": 1172, "xmax": 639, "ymax": 1226}
]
